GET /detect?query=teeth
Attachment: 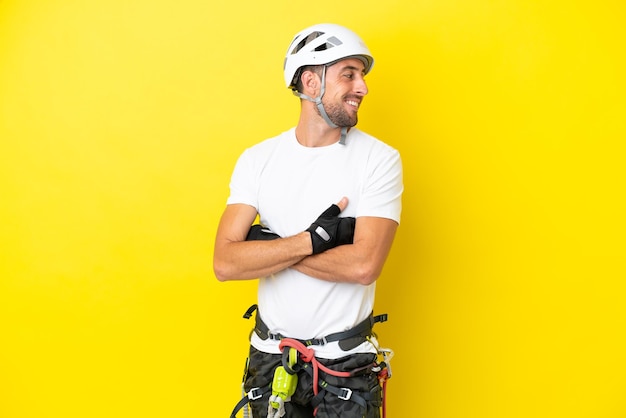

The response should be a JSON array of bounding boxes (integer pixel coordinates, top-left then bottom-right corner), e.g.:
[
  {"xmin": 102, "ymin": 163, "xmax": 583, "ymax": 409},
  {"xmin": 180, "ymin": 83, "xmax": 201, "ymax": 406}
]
[{"xmin": 346, "ymin": 100, "xmax": 359, "ymax": 107}]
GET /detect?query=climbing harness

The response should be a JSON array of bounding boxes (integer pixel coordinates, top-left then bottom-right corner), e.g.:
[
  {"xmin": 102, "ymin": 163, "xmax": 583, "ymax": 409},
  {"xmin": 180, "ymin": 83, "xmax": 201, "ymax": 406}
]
[{"xmin": 230, "ymin": 305, "xmax": 394, "ymax": 418}]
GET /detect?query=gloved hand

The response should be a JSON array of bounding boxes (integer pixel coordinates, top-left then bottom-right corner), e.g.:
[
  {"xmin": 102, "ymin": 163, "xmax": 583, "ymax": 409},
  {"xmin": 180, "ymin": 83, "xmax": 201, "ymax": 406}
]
[
  {"xmin": 246, "ymin": 224, "xmax": 281, "ymax": 241},
  {"xmin": 306, "ymin": 204, "xmax": 356, "ymax": 254},
  {"xmin": 336, "ymin": 217, "xmax": 356, "ymax": 246}
]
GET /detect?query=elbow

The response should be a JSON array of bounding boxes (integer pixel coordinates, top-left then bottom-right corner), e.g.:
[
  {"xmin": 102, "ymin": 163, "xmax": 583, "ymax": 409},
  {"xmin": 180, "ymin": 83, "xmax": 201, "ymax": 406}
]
[
  {"xmin": 214, "ymin": 269, "xmax": 228, "ymax": 282},
  {"xmin": 354, "ymin": 263, "xmax": 382, "ymax": 286},
  {"xmin": 358, "ymin": 274, "xmax": 379, "ymax": 286},
  {"xmin": 213, "ymin": 245, "xmax": 243, "ymax": 281},
  {"xmin": 213, "ymin": 259, "xmax": 232, "ymax": 282}
]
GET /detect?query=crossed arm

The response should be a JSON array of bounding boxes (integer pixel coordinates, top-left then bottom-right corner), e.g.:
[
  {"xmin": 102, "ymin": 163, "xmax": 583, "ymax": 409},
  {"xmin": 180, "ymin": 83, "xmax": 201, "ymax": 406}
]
[{"xmin": 212, "ymin": 200, "xmax": 397, "ymax": 285}]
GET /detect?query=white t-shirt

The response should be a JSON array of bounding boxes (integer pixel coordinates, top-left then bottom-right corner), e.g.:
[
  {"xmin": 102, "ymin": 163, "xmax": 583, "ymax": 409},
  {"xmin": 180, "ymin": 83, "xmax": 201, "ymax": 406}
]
[{"xmin": 227, "ymin": 127, "xmax": 403, "ymax": 359}]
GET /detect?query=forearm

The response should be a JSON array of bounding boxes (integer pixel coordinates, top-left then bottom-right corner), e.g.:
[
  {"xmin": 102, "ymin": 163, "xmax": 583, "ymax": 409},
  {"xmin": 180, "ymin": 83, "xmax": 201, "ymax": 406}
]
[
  {"xmin": 292, "ymin": 244, "xmax": 382, "ymax": 285},
  {"xmin": 292, "ymin": 217, "xmax": 398, "ymax": 285},
  {"xmin": 214, "ymin": 232, "xmax": 312, "ymax": 281}
]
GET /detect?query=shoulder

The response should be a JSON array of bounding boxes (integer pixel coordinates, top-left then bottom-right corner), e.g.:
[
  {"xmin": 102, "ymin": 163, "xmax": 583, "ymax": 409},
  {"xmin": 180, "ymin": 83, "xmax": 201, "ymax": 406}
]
[
  {"xmin": 346, "ymin": 128, "xmax": 400, "ymax": 159},
  {"xmin": 243, "ymin": 128, "xmax": 295, "ymax": 157}
]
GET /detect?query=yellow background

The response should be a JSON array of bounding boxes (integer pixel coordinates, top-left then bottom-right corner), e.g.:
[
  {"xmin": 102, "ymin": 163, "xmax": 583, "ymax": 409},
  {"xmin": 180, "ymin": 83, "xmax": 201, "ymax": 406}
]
[{"xmin": 1, "ymin": 1, "xmax": 624, "ymax": 417}]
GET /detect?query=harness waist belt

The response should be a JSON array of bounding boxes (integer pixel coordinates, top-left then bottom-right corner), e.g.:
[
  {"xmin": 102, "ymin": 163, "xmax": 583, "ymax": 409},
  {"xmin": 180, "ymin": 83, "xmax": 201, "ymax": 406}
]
[{"xmin": 254, "ymin": 310, "xmax": 388, "ymax": 347}]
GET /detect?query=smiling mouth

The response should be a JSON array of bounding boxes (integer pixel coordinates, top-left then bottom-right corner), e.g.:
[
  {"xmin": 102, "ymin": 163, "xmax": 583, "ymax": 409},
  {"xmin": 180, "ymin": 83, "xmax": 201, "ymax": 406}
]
[{"xmin": 346, "ymin": 99, "xmax": 360, "ymax": 109}]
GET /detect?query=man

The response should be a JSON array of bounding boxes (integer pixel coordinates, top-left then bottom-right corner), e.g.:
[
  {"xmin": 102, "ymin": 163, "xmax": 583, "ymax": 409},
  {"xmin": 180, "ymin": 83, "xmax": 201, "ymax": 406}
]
[{"xmin": 214, "ymin": 23, "xmax": 403, "ymax": 418}]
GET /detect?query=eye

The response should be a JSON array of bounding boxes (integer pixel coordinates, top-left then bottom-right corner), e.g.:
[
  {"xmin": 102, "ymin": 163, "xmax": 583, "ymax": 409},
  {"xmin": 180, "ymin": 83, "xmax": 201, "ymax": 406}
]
[{"xmin": 343, "ymin": 73, "xmax": 354, "ymax": 79}]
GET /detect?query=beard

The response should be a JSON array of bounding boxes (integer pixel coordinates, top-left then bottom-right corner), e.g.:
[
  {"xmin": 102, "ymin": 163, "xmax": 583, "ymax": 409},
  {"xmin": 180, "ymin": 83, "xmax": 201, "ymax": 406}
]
[{"xmin": 317, "ymin": 99, "xmax": 358, "ymax": 128}]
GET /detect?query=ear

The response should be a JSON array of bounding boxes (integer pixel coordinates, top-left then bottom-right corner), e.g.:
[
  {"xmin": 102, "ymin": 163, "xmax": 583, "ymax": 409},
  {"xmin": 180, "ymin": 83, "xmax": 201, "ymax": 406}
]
[{"xmin": 300, "ymin": 70, "xmax": 320, "ymax": 96}]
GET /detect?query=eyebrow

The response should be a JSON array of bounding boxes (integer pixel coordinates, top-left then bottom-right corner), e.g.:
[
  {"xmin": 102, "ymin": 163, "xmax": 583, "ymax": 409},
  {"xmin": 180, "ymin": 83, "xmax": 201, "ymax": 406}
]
[{"xmin": 339, "ymin": 65, "xmax": 366, "ymax": 73}]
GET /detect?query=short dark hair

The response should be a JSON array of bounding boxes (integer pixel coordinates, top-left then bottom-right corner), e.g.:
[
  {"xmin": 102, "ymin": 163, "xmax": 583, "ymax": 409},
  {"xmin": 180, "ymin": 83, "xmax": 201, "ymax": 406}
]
[{"xmin": 294, "ymin": 65, "xmax": 324, "ymax": 93}]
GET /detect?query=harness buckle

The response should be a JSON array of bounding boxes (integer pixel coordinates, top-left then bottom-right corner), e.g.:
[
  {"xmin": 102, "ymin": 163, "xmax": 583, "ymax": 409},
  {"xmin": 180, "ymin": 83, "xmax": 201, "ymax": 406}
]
[
  {"xmin": 338, "ymin": 388, "xmax": 353, "ymax": 401},
  {"xmin": 248, "ymin": 387, "xmax": 263, "ymax": 401}
]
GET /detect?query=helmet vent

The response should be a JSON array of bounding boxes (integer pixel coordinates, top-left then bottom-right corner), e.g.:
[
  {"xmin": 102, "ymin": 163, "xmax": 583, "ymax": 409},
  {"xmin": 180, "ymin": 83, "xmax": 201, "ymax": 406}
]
[
  {"xmin": 291, "ymin": 31, "xmax": 324, "ymax": 55},
  {"xmin": 290, "ymin": 32, "xmax": 344, "ymax": 55},
  {"xmin": 314, "ymin": 35, "xmax": 343, "ymax": 51},
  {"xmin": 327, "ymin": 36, "xmax": 343, "ymax": 46}
]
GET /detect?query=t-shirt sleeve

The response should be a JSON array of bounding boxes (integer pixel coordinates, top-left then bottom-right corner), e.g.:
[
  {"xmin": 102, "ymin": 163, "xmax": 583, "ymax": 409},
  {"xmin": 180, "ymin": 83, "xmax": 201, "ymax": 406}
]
[
  {"xmin": 357, "ymin": 147, "xmax": 403, "ymax": 223},
  {"xmin": 226, "ymin": 149, "xmax": 258, "ymax": 209}
]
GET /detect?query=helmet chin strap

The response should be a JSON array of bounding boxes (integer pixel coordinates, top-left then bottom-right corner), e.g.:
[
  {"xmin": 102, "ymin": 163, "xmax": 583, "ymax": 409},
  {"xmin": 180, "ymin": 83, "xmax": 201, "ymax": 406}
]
[{"xmin": 292, "ymin": 66, "xmax": 349, "ymax": 145}]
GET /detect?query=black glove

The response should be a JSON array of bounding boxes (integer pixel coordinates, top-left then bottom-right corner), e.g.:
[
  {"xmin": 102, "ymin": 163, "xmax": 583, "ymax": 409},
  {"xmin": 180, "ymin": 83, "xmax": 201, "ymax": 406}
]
[
  {"xmin": 336, "ymin": 217, "xmax": 356, "ymax": 246},
  {"xmin": 306, "ymin": 204, "xmax": 356, "ymax": 254},
  {"xmin": 246, "ymin": 224, "xmax": 281, "ymax": 241}
]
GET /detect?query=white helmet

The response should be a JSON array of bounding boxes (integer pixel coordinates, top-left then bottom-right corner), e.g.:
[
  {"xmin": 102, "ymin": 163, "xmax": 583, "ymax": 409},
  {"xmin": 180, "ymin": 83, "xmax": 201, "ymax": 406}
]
[{"xmin": 283, "ymin": 23, "xmax": 374, "ymax": 89}]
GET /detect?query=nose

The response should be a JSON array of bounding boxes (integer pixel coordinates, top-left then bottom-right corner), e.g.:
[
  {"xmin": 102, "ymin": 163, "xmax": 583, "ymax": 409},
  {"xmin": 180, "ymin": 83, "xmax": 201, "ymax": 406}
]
[{"xmin": 355, "ymin": 75, "xmax": 368, "ymax": 96}]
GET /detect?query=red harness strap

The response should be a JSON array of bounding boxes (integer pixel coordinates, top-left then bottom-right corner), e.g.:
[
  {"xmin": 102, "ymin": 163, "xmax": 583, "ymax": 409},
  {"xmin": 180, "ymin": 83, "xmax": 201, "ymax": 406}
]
[{"xmin": 378, "ymin": 368, "xmax": 389, "ymax": 418}]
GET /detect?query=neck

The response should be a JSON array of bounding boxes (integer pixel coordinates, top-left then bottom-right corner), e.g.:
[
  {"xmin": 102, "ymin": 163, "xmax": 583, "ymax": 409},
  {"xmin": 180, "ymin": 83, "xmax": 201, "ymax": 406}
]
[
  {"xmin": 295, "ymin": 121, "xmax": 341, "ymax": 148},
  {"xmin": 295, "ymin": 103, "xmax": 342, "ymax": 147}
]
